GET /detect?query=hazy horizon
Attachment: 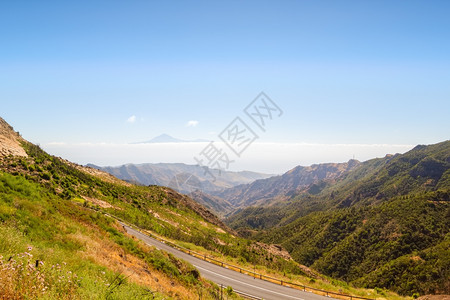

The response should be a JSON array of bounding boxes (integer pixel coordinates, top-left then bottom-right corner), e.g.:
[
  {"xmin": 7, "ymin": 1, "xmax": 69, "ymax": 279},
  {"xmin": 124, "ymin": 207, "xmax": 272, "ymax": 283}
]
[
  {"xmin": 42, "ymin": 140, "xmax": 415, "ymax": 174},
  {"xmin": 1, "ymin": 1, "xmax": 449, "ymax": 174}
]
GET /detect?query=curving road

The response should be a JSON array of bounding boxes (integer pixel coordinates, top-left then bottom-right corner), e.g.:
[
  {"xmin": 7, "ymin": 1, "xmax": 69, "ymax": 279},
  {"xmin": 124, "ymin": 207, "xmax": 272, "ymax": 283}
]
[{"xmin": 122, "ymin": 224, "xmax": 335, "ymax": 300}]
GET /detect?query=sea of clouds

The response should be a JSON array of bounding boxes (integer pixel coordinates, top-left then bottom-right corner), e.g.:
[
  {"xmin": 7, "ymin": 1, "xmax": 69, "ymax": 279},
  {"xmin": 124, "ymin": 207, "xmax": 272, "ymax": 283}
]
[{"xmin": 43, "ymin": 142, "xmax": 414, "ymax": 174}]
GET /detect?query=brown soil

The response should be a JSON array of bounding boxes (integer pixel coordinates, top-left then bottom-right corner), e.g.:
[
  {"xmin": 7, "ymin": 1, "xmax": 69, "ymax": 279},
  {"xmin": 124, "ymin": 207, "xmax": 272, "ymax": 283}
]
[
  {"xmin": 81, "ymin": 195, "xmax": 122, "ymax": 210},
  {"xmin": 253, "ymin": 242, "xmax": 293, "ymax": 261}
]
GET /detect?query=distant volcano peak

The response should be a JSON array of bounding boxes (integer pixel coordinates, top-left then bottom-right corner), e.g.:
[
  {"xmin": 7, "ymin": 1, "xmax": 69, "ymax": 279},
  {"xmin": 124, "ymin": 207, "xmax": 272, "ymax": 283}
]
[{"xmin": 134, "ymin": 134, "xmax": 210, "ymax": 144}]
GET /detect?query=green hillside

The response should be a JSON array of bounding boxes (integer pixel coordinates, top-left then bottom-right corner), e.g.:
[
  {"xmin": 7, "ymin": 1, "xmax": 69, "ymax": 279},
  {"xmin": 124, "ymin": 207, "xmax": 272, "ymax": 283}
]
[
  {"xmin": 0, "ymin": 142, "xmax": 238, "ymax": 298},
  {"xmin": 258, "ymin": 192, "xmax": 449, "ymax": 295},
  {"xmin": 2, "ymin": 114, "xmax": 448, "ymax": 298},
  {"xmin": 0, "ymin": 120, "xmax": 305, "ymax": 299},
  {"xmin": 228, "ymin": 141, "xmax": 450, "ymax": 231},
  {"xmin": 228, "ymin": 141, "xmax": 450, "ymax": 296},
  {"xmin": 0, "ymin": 171, "xmax": 210, "ymax": 299}
]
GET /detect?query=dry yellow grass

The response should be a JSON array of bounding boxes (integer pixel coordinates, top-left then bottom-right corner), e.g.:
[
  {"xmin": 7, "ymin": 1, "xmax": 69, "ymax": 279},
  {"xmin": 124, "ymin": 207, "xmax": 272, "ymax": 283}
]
[
  {"xmin": 68, "ymin": 226, "xmax": 201, "ymax": 300},
  {"xmin": 69, "ymin": 161, "xmax": 132, "ymax": 187}
]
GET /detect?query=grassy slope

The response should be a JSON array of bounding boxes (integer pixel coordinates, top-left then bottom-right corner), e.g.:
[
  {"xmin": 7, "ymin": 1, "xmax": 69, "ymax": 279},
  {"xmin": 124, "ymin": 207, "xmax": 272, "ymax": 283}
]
[
  {"xmin": 0, "ymin": 140, "xmax": 311, "ymax": 298},
  {"xmin": 0, "ymin": 171, "xmax": 212, "ymax": 299},
  {"xmin": 0, "ymin": 142, "xmax": 248, "ymax": 299},
  {"xmin": 3, "ymin": 136, "xmax": 446, "ymax": 298}
]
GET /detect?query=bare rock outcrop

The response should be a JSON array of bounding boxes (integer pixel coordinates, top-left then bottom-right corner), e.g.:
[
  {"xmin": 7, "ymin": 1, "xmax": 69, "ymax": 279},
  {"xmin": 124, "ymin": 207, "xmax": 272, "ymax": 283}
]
[{"xmin": 0, "ymin": 117, "xmax": 27, "ymax": 157}]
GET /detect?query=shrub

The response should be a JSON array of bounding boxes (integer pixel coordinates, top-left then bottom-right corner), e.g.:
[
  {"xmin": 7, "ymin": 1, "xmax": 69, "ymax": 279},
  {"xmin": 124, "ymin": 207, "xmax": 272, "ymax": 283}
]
[
  {"xmin": 40, "ymin": 172, "xmax": 51, "ymax": 180},
  {"xmin": 0, "ymin": 249, "xmax": 80, "ymax": 299}
]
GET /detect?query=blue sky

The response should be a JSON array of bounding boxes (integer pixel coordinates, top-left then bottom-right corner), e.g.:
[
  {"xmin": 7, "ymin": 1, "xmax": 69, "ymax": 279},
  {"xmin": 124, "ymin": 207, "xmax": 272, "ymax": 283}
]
[{"xmin": 1, "ymin": 1, "xmax": 449, "ymax": 171}]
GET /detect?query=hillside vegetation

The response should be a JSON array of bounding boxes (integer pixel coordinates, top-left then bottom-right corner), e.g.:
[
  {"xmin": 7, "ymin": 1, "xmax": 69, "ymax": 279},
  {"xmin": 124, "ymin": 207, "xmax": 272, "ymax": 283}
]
[
  {"xmin": 0, "ymin": 117, "xmax": 307, "ymax": 298},
  {"xmin": 0, "ymin": 139, "xmax": 245, "ymax": 298},
  {"xmin": 2, "ymin": 115, "xmax": 448, "ymax": 298},
  {"xmin": 227, "ymin": 141, "xmax": 450, "ymax": 296},
  {"xmin": 0, "ymin": 170, "xmax": 211, "ymax": 299}
]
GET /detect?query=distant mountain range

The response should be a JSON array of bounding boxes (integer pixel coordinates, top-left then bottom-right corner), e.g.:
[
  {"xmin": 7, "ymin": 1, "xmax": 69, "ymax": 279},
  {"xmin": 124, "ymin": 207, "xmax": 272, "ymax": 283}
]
[
  {"xmin": 87, "ymin": 162, "xmax": 274, "ymax": 216},
  {"xmin": 212, "ymin": 160, "xmax": 361, "ymax": 208},
  {"xmin": 87, "ymin": 162, "xmax": 273, "ymax": 194},
  {"xmin": 133, "ymin": 133, "xmax": 210, "ymax": 143}
]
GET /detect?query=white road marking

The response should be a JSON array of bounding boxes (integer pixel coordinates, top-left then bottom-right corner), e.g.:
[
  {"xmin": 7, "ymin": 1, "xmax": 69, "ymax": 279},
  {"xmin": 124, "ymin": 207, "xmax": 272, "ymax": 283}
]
[
  {"xmin": 194, "ymin": 265, "xmax": 305, "ymax": 300},
  {"xmin": 127, "ymin": 225, "xmax": 325, "ymax": 300}
]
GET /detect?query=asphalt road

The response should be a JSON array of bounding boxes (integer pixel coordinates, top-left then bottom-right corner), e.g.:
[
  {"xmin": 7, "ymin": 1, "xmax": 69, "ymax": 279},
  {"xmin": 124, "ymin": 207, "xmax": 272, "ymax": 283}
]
[{"xmin": 122, "ymin": 224, "xmax": 335, "ymax": 300}]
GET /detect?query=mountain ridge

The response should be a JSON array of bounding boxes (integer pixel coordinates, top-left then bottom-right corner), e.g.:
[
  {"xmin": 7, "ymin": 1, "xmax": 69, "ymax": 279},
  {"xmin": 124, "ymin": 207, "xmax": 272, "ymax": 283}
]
[
  {"xmin": 88, "ymin": 162, "xmax": 274, "ymax": 195},
  {"xmin": 213, "ymin": 159, "xmax": 361, "ymax": 209},
  {"xmin": 227, "ymin": 140, "xmax": 450, "ymax": 295}
]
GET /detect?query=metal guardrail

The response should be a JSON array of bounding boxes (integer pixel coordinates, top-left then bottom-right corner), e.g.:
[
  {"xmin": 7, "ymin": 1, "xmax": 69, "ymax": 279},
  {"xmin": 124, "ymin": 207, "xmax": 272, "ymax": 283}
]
[{"xmin": 102, "ymin": 212, "xmax": 374, "ymax": 300}]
